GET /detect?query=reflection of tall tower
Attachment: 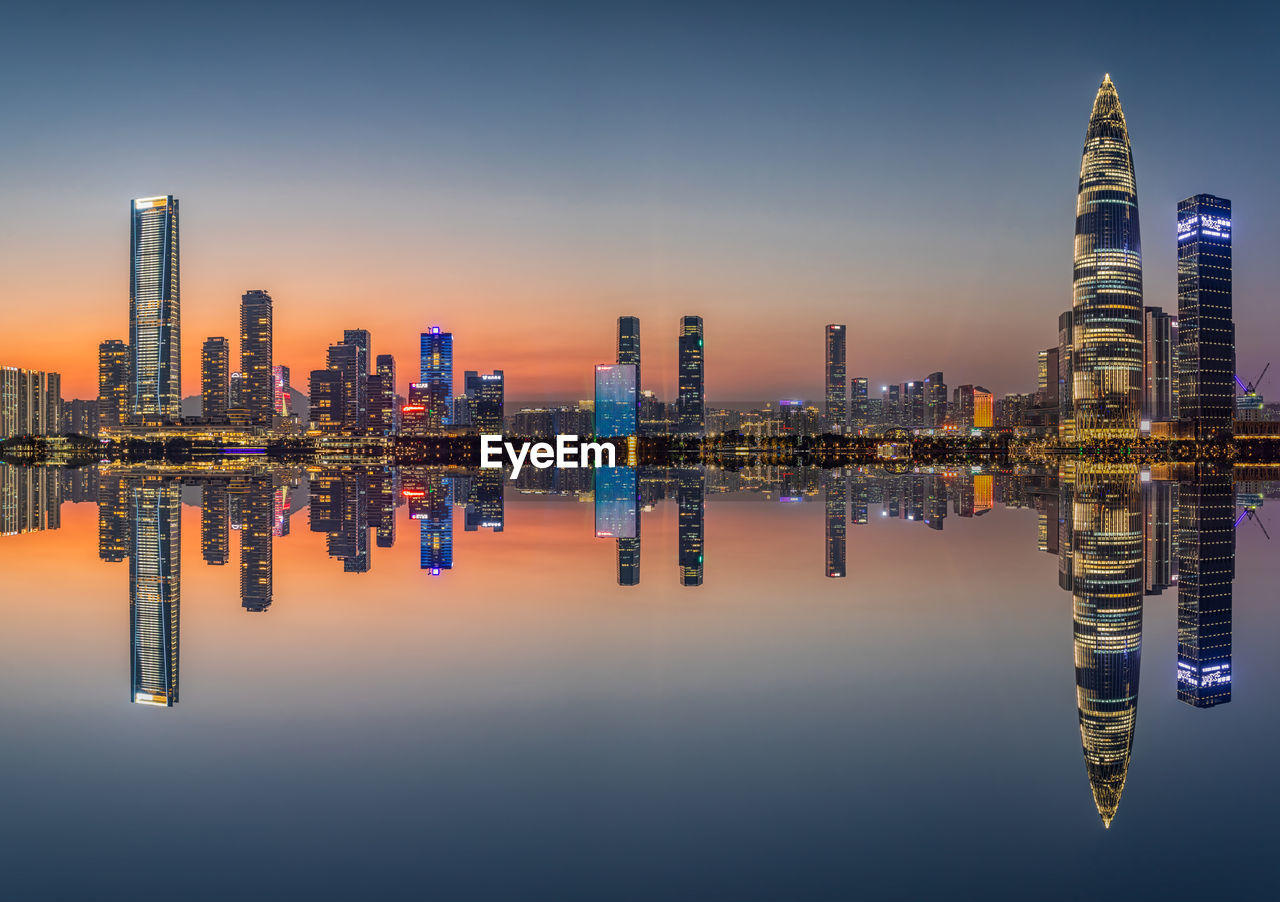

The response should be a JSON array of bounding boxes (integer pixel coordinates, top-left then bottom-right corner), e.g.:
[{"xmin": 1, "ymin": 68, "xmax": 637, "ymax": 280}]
[
  {"xmin": 130, "ymin": 477, "xmax": 181, "ymax": 707},
  {"xmin": 411, "ymin": 473, "xmax": 453, "ymax": 574},
  {"xmin": 1070, "ymin": 463, "xmax": 1143, "ymax": 827},
  {"xmin": 98, "ymin": 472, "xmax": 131, "ymax": 562},
  {"xmin": 201, "ymin": 482, "xmax": 229, "ymax": 565},
  {"xmin": 677, "ymin": 468, "xmax": 704, "ymax": 586},
  {"xmin": 1142, "ymin": 478, "xmax": 1175, "ymax": 594},
  {"xmin": 1176, "ymin": 472, "xmax": 1233, "ymax": 707},
  {"xmin": 237, "ymin": 475, "xmax": 274, "ymax": 612},
  {"xmin": 1071, "ymin": 77, "xmax": 1143, "ymax": 440},
  {"xmin": 825, "ymin": 471, "xmax": 847, "ymax": 578},
  {"xmin": 594, "ymin": 467, "xmax": 639, "ymax": 586}
]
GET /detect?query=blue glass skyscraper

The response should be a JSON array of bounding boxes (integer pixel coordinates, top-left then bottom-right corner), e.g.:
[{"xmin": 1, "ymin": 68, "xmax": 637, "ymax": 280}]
[
  {"xmin": 419, "ymin": 327, "xmax": 453, "ymax": 432},
  {"xmin": 594, "ymin": 364, "xmax": 638, "ymax": 438},
  {"xmin": 129, "ymin": 196, "xmax": 181, "ymax": 421}
]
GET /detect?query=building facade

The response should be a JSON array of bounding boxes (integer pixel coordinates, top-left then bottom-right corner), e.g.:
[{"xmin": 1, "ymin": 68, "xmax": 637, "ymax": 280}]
[
  {"xmin": 676, "ymin": 316, "xmax": 705, "ymax": 435},
  {"xmin": 240, "ymin": 291, "xmax": 274, "ymax": 429},
  {"xmin": 419, "ymin": 327, "xmax": 453, "ymax": 433},
  {"xmin": 1141, "ymin": 307, "xmax": 1176, "ymax": 424},
  {"xmin": 824, "ymin": 324, "xmax": 847, "ymax": 434},
  {"xmin": 129, "ymin": 196, "xmax": 181, "ymax": 421},
  {"xmin": 201, "ymin": 337, "xmax": 230, "ymax": 419},
  {"xmin": 594, "ymin": 364, "xmax": 638, "ymax": 438},
  {"xmin": 1176, "ymin": 194, "xmax": 1234, "ymax": 438},
  {"xmin": 1071, "ymin": 77, "xmax": 1143, "ymax": 440}
]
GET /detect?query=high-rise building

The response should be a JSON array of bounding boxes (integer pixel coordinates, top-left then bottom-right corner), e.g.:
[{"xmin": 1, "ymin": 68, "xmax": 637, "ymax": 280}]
[
  {"xmin": 924, "ymin": 371, "xmax": 946, "ymax": 428},
  {"xmin": 474, "ymin": 371, "xmax": 504, "ymax": 434},
  {"xmin": 677, "ymin": 468, "xmax": 704, "ymax": 586},
  {"xmin": 1, "ymin": 367, "xmax": 59, "ymax": 439},
  {"xmin": 972, "ymin": 387, "xmax": 994, "ymax": 429},
  {"xmin": 62, "ymin": 399, "xmax": 98, "ymax": 436},
  {"xmin": 1142, "ymin": 307, "xmax": 1176, "ymax": 424},
  {"xmin": 273, "ymin": 365, "xmax": 290, "ymax": 417},
  {"xmin": 343, "ymin": 329, "xmax": 371, "ymax": 430},
  {"xmin": 98, "ymin": 340, "xmax": 131, "ymax": 430},
  {"xmin": 1176, "ymin": 194, "xmax": 1234, "ymax": 439},
  {"xmin": 201, "ymin": 337, "xmax": 230, "ymax": 419},
  {"xmin": 1176, "ymin": 473, "xmax": 1233, "ymax": 707},
  {"xmin": 326, "ymin": 340, "xmax": 363, "ymax": 432},
  {"xmin": 617, "ymin": 315, "xmax": 641, "ymax": 384},
  {"xmin": 375, "ymin": 354, "xmax": 397, "ymax": 434},
  {"xmin": 129, "ymin": 196, "xmax": 181, "ymax": 421},
  {"xmin": 1071, "ymin": 77, "xmax": 1143, "ymax": 440},
  {"xmin": 130, "ymin": 476, "xmax": 181, "ymax": 707},
  {"xmin": 309, "ymin": 369, "xmax": 344, "ymax": 433},
  {"xmin": 240, "ymin": 291, "xmax": 274, "ymax": 429},
  {"xmin": 420, "ymin": 327, "xmax": 453, "ymax": 433},
  {"xmin": 1058, "ymin": 311, "xmax": 1074, "ymax": 438},
  {"xmin": 850, "ymin": 378, "xmax": 868, "ymax": 433},
  {"xmin": 594, "ymin": 364, "xmax": 638, "ymax": 438},
  {"xmin": 676, "ymin": 317, "xmax": 705, "ymax": 435},
  {"xmin": 824, "ymin": 325, "xmax": 847, "ymax": 434}
]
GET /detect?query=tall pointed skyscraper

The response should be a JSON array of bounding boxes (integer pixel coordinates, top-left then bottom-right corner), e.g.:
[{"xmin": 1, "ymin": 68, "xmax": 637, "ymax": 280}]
[
  {"xmin": 1071, "ymin": 76, "xmax": 1143, "ymax": 440},
  {"xmin": 130, "ymin": 196, "xmax": 181, "ymax": 421}
]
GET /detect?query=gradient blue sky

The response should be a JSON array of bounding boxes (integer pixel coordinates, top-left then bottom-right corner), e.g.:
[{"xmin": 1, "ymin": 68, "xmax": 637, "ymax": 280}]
[{"xmin": 1, "ymin": 1, "xmax": 1277, "ymax": 401}]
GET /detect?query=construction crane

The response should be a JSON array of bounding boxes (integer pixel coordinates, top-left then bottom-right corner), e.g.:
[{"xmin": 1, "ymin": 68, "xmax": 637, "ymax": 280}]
[
  {"xmin": 1234, "ymin": 361, "xmax": 1271, "ymax": 395},
  {"xmin": 1234, "ymin": 507, "xmax": 1271, "ymax": 541}
]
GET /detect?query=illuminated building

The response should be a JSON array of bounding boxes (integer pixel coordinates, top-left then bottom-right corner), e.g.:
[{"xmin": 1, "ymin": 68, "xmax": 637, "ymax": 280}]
[
  {"xmin": 229, "ymin": 372, "xmax": 243, "ymax": 409},
  {"xmin": 677, "ymin": 468, "xmax": 704, "ymax": 586},
  {"xmin": 129, "ymin": 196, "xmax": 181, "ymax": 421},
  {"xmin": 1176, "ymin": 474, "xmax": 1233, "ymax": 707},
  {"xmin": 343, "ymin": 329, "xmax": 372, "ymax": 430},
  {"xmin": 1142, "ymin": 478, "xmax": 1174, "ymax": 595},
  {"xmin": 825, "ymin": 471, "xmax": 846, "ymax": 577},
  {"xmin": 201, "ymin": 482, "xmax": 229, "ymax": 565},
  {"xmin": 309, "ymin": 369, "xmax": 344, "ymax": 433},
  {"xmin": 201, "ymin": 337, "xmax": 229, "ymax": 419},
  {"xmin": 1, "ymin": 367, "xmax": 60, "ymax": 438},
  {"xmin": 62, "ymin": 399, "xmax": 98, "ymax": 435},
  {"xmin": 1071, "ymin": 77, "xmax": 1143, "ymax": 440},
  {"xmin": 239, "ymin": 291, "xmax": 274, "ymax": 429},
  {"xmin": 677, "ymin": 317, "xmax": 705, "ymax": 435},
  {"xmin": 373, "ymin": 354, "xmax": 397, "ymax": 434},
  {"xmin": 419, "ymin": 327, "xmax": 453, "ymax": 433},
  {"xmin": 273, "ymin": 365, "xmax": 290, "ymax": 417},
  {"xmin": 972, "ymin": 388, "xmax": 993, "ymax": 429},
  {"xmin": 461, "ymin": 470, "xmax": 504, "ymax": 532},
  {"xmin": 850, "ymin": 378, "xmax": 868, "ymax": 433},
  {"xmin": 824, "ymin": 324, "xmax": 847, "ymax": 434},
  {"xmin": 458, "ymin": 370, "xmax": 505, "ymax": 434},
  {"xmin": 1037, "ymin": 348, "xmax": 1060, "ymax": 409},
  {"xmin": 1058, "ymin": 310, "xmax": 1074, "ymax": 439},
  {"xmin": 1070, "ymin": 463, "xmax": 1143, "ymax": 827},
  {"xmin": 594, "ymin": 364, "xmax": 638, "ymax": 438},
  {"xmin": 1142, "ymin": 307, "xmax": 1176, "ymax": 424},
  {"xmin": 617, "ymin": 315, "xmax": 642, "ymax": 432},
  {"xmin": 924, "ymin": 371, "xmax": 946, "ymax": 428},
  {"xmin": 327, "ymin": 339, "xmax": 364, "ymax": 432},
  {"xmin": 129, "ymin": 476, "xmax": 181, "ymax": 707},
  {"xmin": 1176, "ymin": 194, "xmax": 1234, "ymax": 439}
]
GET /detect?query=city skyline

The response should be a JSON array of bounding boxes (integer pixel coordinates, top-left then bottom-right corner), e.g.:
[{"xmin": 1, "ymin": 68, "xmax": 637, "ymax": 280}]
[{"xmin": 3, "ymin": 6, "xmax": 1277, "ymax": 403}]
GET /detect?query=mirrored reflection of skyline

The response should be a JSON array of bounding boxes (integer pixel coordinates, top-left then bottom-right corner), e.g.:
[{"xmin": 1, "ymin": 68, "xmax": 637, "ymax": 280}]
[{"xmin": 0, "ymin": 460, "xmax": 1265, "ymax": 834}]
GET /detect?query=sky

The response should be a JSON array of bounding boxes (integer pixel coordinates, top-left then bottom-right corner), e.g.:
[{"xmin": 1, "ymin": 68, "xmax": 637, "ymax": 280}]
[{"xmin": 1, "ymin": 1, "xmax": 1278, "ymax": 403}]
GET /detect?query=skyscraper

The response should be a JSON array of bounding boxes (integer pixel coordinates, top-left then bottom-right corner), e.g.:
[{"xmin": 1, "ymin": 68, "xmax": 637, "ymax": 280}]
[
  {"xmin": 474, "ymin": 371, "xmax": 504, "ymax": 434},
  {"xmin": 1071, "ymin": 77, "xmax": 1143, "ymax": 440},
  {"xmin": 326, "ymin": 340, "xmax": 363, "ymax": 432},
  {"xmin": 1176, "ymin": 194, "xmax": 1234, "ymax": 439},
  {"xmin": 97, "ymin": 340, "xmax": 131, "ymax": 430},
  {"xmin": 240, "ymin": 291, "xmax": 274, "ymax": 429},
  {"xmin": 594, "ymin": 364, "xmax": 638, "ymax": 438},
  {"xmin": 273, "ymin": 365, "xmax": 290, "ymax": 417},
  {"xmin": 924, "ymin": 371, "xmax": 946, "ymax": 428},
  {"xmin": 850, "ymin": 378, "xmax": 868, "ymax": 433},
  {"xmin": 374, "ymin": 354, "xmax": 397, "ymax": 434},
  {"xmin": 420, "ymin": 327, "xmax": 453, "ymax": 433},
  {"xmin": 677, "ymin": 316, "xmax": 704, "ymax": 435},
  {"xmin": 343, "ymin": 329, "xmax": 371, "ymax": 431},
  {"xmin": 1, "ymin": 367, "xmax": 58, "ymax": 439},
  {"xmin": 309, "ymin": 369, "xmax": 344, "ymax": 433},
  {"xmin": 1058, "ymin": 310, "xmax": 1074, "ymax": 438},
  {"xmin": 1142, "ymin": 307, "xmax": 1176, "ymax": 424},
  {"xmin": 824, "ymin": 325, "xmax": 847, "ymax": 434},
  {"xmin": 129, "ymin": 196, "xmax": 180, "ymax": 421},
  {"xmin": 201, "ymin": 337, "xmax": 230, "ymax": 419}
]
